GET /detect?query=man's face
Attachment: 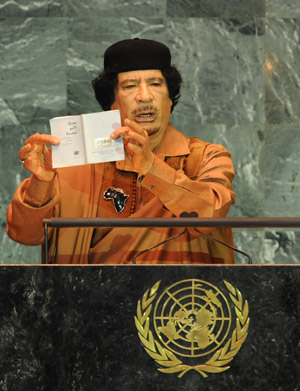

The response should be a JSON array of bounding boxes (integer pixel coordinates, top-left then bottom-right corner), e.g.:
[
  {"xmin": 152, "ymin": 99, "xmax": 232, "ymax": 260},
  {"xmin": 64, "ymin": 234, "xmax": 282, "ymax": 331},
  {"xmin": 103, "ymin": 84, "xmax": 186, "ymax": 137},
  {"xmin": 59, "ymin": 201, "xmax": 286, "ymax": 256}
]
[{"xmin": 111, "ymin": 69, "xmax": 172, "ymax": 139}]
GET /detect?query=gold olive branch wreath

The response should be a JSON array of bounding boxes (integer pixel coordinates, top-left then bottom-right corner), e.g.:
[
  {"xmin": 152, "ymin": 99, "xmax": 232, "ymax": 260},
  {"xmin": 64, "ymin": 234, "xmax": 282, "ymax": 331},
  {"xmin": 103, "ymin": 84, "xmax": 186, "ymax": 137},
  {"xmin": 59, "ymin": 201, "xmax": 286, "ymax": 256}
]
[{"xmin": 134, "ymin": 280, "xmax": 250, "ymax": 378}]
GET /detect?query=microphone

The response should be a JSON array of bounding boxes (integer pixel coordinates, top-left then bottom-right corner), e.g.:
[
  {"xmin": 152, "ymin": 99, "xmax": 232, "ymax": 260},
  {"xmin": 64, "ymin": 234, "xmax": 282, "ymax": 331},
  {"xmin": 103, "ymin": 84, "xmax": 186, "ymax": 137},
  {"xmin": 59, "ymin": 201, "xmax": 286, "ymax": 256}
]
[
  {"xmin": 132, "ymin": 228, "xmax": 188, "ymax": 264},
  {"xmin": 132, "ymin": 212, "xmax": 252, "ymax": 264}
]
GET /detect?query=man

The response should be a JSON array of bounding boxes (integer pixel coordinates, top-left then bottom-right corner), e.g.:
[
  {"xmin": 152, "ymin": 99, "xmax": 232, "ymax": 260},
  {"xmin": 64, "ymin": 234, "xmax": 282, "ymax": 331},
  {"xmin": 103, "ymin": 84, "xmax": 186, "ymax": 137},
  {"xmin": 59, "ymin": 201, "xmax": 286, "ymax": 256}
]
[{"xmin": 6, "ymin": 38, "xmax": 235, "ymax": 264}]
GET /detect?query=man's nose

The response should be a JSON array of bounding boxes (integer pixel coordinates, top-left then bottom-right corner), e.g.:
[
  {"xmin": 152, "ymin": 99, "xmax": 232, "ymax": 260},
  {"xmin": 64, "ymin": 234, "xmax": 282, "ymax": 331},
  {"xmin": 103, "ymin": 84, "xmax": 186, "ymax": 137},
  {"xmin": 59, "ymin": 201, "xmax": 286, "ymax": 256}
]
[{"xmin": 136, "ymin": 83, "xmax": 153, "ymax": 102}]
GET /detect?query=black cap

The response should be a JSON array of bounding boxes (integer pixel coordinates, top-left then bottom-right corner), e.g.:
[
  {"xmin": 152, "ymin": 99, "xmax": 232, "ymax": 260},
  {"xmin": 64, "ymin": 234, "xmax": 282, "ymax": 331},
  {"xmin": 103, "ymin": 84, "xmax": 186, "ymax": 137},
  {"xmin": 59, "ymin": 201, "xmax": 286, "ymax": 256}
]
[{"xmin": 104, "ymin": 38, "xmax": 171, "ymax": 73}]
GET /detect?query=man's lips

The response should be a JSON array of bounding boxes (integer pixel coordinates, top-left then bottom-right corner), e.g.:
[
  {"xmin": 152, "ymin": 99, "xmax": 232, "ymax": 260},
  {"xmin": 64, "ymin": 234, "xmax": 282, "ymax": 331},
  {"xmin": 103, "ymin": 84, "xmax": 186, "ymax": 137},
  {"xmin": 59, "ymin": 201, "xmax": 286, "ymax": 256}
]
[{"xmin": 134, "ymin": 112, "xmax": 157, "ymax": 123}]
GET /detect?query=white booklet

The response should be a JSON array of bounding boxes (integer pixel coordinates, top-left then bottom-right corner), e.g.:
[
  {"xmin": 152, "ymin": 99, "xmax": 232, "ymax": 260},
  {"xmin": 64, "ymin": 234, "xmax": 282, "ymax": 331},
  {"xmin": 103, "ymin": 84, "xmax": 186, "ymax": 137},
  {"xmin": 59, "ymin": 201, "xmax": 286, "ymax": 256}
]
[{"xmin": 50, "ymin": 110, "xmax": 124, "ymax": 168}]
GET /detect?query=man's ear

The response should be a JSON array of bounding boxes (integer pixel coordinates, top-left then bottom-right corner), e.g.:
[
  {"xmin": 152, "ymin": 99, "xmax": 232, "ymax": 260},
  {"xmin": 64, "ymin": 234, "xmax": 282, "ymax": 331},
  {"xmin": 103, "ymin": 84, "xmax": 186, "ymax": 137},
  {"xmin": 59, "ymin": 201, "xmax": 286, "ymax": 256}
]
[{"xmin": 169, "ymin": 97, "xmax": 173, "ymax": 113}]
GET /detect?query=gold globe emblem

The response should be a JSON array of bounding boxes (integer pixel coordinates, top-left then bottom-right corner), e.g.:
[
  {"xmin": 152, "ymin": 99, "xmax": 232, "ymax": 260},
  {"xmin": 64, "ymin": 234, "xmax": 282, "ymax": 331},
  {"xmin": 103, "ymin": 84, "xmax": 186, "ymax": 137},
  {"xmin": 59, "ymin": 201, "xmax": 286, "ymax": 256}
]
[
  {"xmin": 135, "ymin": 279, "xmax": 249, "ymax": 378},
  {"xmin": 153, "ymin": 279, "xmax": 232, "ymax": 358}
]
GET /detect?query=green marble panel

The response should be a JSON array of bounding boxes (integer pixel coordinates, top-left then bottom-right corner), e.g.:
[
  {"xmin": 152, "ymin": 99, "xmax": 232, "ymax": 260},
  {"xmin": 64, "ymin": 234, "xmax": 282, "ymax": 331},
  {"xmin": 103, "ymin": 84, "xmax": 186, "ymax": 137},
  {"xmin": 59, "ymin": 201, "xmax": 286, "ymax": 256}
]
[
  {"xmin": 265, "ymin": 125, "xmax": 300, "ymax": 217},
  {"xmin": 265, "ymin": 19, "xmax": 300, "ymax": 124},
  {"xmin": 0, "ymin": 234, "xmax": 41, "ymax": 264},
  {"xmin": 231, "ymin": 228, "xmax": 300, "ymax": 264},
  {"xmin": 0, "ymin": 0, "xmax": 65, "ymax": 16},
  {"xmin": 232, "ymin": 229, "xmax": 265, "ymax": 264},
  {"xmin": 166, "ymin": 18, "xmax": 265, "ymax": 127},
  {"xmin": 66, "ymin": 0, "xmax": 167, "ymax": 17},
  {"xmin": 266, "ymin": 0, "xmax": 300, "ymax": 18},
  {"xmin": 0, "ymin": 18, "xmax": 67, "ymax": 126},
  {"xmin": 264, "ymin": 229, "xmax": 300, "ymax": 264},
  {"xmin": 226, "ymin": 125, "xmax": 265, "ymax": 219},
  {"xmin": 167, "ymin": 0, "xmax": 265, "ymax": 17},
  {"xmin": 0, "ymin": 124, "xmax": 49, "ymax": 264}
]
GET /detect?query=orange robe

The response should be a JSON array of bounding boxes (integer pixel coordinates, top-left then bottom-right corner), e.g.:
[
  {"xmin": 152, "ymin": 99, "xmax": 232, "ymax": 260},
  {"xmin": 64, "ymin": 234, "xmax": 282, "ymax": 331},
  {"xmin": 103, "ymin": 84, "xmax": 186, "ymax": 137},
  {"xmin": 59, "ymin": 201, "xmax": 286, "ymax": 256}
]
[{"xmin": 6, "ymin": 124, "xmax": 236, "ymax": 264}]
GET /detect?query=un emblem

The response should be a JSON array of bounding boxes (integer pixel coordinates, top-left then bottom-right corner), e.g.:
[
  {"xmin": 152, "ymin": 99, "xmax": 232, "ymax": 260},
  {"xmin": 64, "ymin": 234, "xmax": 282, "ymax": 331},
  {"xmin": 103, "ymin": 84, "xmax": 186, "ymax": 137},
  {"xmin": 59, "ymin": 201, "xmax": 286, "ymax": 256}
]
[{"xmin": 134, "ymin": 279, "xmax": 249, "ymax": 378}]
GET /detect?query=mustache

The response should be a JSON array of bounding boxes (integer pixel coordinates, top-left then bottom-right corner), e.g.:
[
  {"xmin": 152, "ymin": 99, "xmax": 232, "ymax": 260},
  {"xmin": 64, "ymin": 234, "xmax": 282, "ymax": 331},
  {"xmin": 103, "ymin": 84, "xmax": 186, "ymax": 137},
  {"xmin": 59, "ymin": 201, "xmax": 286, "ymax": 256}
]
[{"xmin": 131, "ymin": 105, "xmax": 158, "ymax": 116}]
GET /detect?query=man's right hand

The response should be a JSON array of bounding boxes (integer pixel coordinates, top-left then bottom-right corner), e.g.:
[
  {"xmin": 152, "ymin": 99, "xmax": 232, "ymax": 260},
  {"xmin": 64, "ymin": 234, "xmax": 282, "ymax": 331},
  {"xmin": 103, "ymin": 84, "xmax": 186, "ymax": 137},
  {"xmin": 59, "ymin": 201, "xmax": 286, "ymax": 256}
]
[{"xmin": 18, "ymin": 133, "xmax": 60, "ymax": 181}]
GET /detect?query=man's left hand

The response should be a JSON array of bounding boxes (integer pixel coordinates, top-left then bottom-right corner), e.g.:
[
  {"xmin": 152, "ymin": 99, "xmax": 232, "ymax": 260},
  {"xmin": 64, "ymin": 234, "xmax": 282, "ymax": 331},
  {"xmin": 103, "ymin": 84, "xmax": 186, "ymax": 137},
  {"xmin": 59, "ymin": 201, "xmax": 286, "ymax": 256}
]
[{"xmin": 110, "ymin": 119, "xmax": 154, "ymax": 175}]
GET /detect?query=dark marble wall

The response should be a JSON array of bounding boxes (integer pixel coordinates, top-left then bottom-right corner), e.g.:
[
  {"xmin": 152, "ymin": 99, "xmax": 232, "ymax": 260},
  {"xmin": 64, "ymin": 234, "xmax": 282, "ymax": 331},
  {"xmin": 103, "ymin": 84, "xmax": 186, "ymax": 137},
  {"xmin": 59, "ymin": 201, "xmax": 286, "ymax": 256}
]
[
  {"xmin": 1, "ymin": 0, "xmax": 300, "ymax": 264},
  {"xmin": 0, "ymin": 265, "xmax": 299, "ymax": 390}
]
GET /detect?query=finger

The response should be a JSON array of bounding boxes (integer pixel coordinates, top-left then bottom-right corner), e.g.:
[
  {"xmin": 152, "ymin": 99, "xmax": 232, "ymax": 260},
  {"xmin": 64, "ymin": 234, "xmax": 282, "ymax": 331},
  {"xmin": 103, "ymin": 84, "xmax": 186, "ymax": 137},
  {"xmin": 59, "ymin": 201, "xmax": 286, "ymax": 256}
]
[
  {"xmin": 124, "ymin": 119, "xmax": 146, "ymax": 136},
  {"xmin": 128, "ymin": 131, "xmax": 146, "ymax": 146},
  {"xmin": 25, "ymin": 133, "xmax": 60, "ymax": 146},
  {"xmin": 110, "ymin": 126, "xmax": 131, "ymax": 140},
  {"xmin": 18, "ymin": 143, "xmax": 33, "ymax": 161},
  {"xmin": 22, "ymin": 155, "xmax": 33, "ymax": 170},
  {"xmin": 127, "ymin": 142, "xmax": 141, "ymax": 153},
  {"xmin": 124, "ymin": 148, "xmax": 132, "ymax": 160}
]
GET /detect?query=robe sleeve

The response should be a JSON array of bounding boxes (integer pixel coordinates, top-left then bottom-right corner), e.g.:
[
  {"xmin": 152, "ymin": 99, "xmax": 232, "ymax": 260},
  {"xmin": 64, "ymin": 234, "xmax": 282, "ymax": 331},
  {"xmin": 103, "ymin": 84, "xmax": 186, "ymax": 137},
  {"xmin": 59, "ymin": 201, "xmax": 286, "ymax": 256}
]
[
  {"xmin": 140, "ymin": 143, "xmax": 235, "ymax": 220},
  {"xmin": 6, "ymin": 174, "xmax": 60, "ymax": 245}
]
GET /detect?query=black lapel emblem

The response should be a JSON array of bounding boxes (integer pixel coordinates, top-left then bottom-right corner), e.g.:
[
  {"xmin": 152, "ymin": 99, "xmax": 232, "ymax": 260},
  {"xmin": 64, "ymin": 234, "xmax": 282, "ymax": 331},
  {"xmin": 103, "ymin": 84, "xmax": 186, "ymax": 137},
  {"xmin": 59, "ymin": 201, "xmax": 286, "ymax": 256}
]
[{"xmin": 103, "ymin": 187, "xmax": 129, "ymax": 213}]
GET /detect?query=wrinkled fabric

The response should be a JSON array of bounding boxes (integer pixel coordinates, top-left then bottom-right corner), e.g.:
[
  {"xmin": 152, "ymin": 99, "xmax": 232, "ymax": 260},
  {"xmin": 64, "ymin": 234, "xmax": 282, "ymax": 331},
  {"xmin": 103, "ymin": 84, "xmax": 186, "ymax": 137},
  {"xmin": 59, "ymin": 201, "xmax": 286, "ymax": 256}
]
[{"xmin": 6, "ymin": 124, "xmax": 236, "ymax": 264}]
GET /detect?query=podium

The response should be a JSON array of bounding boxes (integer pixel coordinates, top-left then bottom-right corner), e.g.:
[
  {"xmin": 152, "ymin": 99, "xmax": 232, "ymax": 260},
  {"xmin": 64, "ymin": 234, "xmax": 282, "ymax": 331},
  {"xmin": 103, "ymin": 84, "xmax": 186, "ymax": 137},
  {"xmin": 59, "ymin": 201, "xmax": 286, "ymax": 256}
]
[{"xmin": 0, "ymin": 264, "xmax": 299, "ymax": 390}]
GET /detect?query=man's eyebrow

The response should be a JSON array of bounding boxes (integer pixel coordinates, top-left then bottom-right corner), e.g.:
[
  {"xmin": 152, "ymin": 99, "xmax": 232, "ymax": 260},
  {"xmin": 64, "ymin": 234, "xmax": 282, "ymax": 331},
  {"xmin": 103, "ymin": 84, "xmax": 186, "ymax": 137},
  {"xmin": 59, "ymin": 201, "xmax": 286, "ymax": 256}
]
[{"xmin": 120, "ymin": 77, "xmax": 165, "ymax": 87}]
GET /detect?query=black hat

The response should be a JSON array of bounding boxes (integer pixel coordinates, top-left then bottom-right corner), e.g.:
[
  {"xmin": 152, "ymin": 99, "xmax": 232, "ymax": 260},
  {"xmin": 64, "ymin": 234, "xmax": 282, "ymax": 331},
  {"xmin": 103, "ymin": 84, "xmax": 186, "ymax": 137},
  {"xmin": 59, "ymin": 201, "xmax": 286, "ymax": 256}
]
[{"xmin": 104, "ymin": 38, "xmax": 171, "ymax": 73}]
